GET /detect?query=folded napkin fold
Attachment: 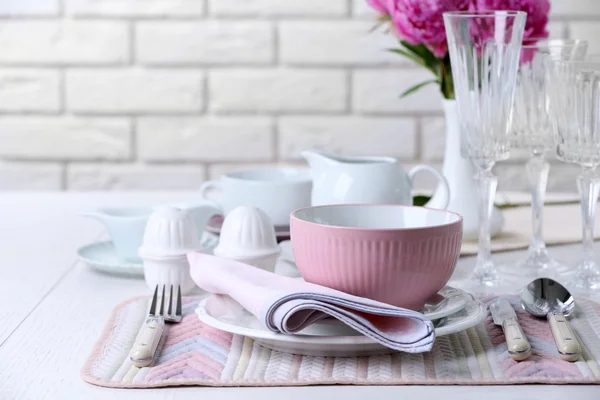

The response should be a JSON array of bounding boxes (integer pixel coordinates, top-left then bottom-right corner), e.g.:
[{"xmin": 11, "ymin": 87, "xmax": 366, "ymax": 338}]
[{"xmin": 187, "ymin": 252, "xmax": 435, "ymax": 353}]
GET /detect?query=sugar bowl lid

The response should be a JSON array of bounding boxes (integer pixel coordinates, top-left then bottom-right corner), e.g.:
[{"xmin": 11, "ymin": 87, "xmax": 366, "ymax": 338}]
[
  {"xmin": 139, "ymin": 206, "xmax": 201, "ymax": 260},
  {"xmin": 214, "ymin": 206, "xmax": 280, "ymax": 259}
]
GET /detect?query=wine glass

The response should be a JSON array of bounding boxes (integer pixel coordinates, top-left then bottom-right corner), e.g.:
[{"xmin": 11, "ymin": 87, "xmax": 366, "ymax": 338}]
[
  {"xmin": 443, "ymin": 10, "xmax": 526, "ymax": 288},
  {"xmin": 503, "ymin": 39, "xmax": 588, "ymax": 278},
  {"xmin": 546, "ymin": 60, "xmax": 600, "ymax": 291}
]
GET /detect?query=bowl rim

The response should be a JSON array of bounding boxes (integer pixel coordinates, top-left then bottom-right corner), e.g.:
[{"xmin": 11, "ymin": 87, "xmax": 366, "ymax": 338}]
[{"xmin": 290, "ymin": 204, "xmax": 463, "ymax": 232}]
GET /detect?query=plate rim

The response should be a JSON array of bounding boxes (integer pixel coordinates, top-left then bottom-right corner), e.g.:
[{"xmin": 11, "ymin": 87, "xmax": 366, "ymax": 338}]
[
  {"xmin": 195, "ymin": 294, "xmax": 488, "ymax": 347},
  {"xmin": 424, "ymin": 286, "xmax": 470, "ymax": 321}
]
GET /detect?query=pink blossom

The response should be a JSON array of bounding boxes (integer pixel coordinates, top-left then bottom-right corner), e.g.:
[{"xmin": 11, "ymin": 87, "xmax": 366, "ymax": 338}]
[
  {"xmin": 471, "ymin": 0, "xmax": 550, "ymax": 40},
  {"xmin": 366, "ymin": 0, "xmax": 390, "ymax": 14},
  {"xmin": 386, "ymin": 0, "xmax": 470, "ymax": 58}
]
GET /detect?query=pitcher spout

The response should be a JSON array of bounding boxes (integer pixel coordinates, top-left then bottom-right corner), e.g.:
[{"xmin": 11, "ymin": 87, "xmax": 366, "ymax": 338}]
[
  {"xmin": 301, "ymin": 149, "xmax": 340, "ymax": 169},
  {"xmin": 78, "ymin": 211, "xmax": 110, "ymax": 224}
]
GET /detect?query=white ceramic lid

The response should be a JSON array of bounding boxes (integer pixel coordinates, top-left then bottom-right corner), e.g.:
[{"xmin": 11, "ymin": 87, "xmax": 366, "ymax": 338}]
[
  {"xmin": 214, "ymin": 206, "xmax": 280, "ymax": 258},
  {"xmin": 139, "ymin": 206, "xmax": 201, "ymax": 260}
]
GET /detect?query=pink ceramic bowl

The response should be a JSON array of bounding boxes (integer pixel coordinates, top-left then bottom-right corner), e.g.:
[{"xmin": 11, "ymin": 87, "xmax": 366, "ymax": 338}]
[{"xmin": 290, "ymin": 204, "xmax": 463, "ymax": 310}]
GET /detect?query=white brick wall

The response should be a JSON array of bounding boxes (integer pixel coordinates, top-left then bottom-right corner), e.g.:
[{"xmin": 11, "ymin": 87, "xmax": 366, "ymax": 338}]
[
  {"xmin": 137, "ymin": 117, "xmax": 273, "ymax": 161},
  {"xmin": 0, "ymin": 116, "xmax": 131, "ymax": 160},
  {"xmin": 136, "ymin": 22, "xmax": 274, "ymax": 65},
  {"xmin": 0, "ymin": 21, "xmax": 128, "ymax": 65},
  {"xmin": 209, "ymin": 69, "xmax": 347, "ymax": 112},
  {"xmin": 65, "ymin": 0, "xmax": 205, "ymax": 17},
  {"xmin": 66, "ymin": 69, "xmax": 204, "ymax": 113},
  {"xmin": 0, "ymin": 0, "xmax": 597, "ymax": 191},
  {"xmin": 0, "ymin": 69, "xmax": 60, "ymax": 112}
]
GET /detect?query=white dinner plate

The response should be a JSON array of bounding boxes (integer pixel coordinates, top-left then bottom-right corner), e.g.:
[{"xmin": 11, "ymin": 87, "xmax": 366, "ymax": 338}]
[
  {"xmin": 78, "ymin": 233, "xmax": 219, "ymax": 277},
  {"xmin": 195, "ymin": 293, "xmax": 488, "ymax": 357}
]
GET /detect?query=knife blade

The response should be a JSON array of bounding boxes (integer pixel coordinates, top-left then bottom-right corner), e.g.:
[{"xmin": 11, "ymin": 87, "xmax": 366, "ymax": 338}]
[{"xmin": 490, "ymin": 298, "xmax": 531, "ymax": 361}]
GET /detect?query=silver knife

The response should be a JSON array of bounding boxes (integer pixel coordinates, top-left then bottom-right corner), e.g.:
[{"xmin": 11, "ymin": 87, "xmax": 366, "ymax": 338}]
[{"xmin": 490, "ymin": 298, "xmax": 532, "ymax": 361}]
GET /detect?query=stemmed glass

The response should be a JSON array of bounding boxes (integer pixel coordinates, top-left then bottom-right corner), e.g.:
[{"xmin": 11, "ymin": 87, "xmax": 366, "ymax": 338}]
[
  {"xmin": 443, "ymin": 11, "xmax": 526, "ymax": 287},
  {"xmin": 503, "ymin": 39, "xmax": 588, "ymax": 278},
  {"xmin": 546, "ymin": 60, "xmax": 600, "ymax": 291}
]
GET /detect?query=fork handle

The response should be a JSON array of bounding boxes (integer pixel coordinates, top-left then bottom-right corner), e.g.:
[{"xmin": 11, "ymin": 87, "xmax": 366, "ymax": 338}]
[
  {"xmin": 548, "ymin": 311, "xmax": 581, "ymax": 361},
  {"xmin": 129, "ymin": 317, "xmax": 165, "ymax": 368}
]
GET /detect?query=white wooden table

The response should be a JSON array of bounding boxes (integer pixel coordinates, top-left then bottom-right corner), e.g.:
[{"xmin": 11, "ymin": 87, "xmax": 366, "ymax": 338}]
[{"xmin": 1, "ymin": 192, "xmax": 599, "ymax": 400}]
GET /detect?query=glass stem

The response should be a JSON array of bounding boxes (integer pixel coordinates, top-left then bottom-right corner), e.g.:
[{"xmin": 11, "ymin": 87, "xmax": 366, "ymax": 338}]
[
  {"xmin": 577, "ymin": 170, "xmax": 600, "ymax": 267},
  {"xmin": 474, "ymin": 166, "xmax": 498, "ymax": 280},
  {"xmin": 527, "ymin": 155, "xmax": 550, "ymax": 253}
]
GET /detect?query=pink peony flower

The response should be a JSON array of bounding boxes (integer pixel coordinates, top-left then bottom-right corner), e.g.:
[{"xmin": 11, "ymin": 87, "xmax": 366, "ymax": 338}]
[
  {"xmin": 366, "ymin": 0, "xmax": 390, "ymax": 15},
  {"xmin": 383, "ymin": 1, "xmax": 469, "ymax": 57},
  {"xmin": 471, "ymin": 0, "xmax": 550, "ymax": 40}
]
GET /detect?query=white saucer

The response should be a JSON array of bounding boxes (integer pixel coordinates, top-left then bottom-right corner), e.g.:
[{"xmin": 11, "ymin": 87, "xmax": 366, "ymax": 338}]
[
  {"xmin": 78, "ymin": 233, "xmax": 219, "ymax": 277},
  {"xmin": 195, "ymin": 294, "xmax": 488, "ymax": 357}
]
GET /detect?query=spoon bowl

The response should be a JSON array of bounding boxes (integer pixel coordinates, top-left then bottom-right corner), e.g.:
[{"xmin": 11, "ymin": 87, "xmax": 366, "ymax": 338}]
[
  {"xmin": 520, "ymin": 278, "xmax": 575, "ymax": 317},
  {"xmin": 520, "ymin": 278, "xmax": 580, "ymax": 361}
]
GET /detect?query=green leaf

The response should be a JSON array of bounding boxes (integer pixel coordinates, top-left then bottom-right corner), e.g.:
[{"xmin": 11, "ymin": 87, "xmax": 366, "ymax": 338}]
[
  {"xmin": 400, "ymin": 41, "xmax": 438, "ymax": 69},
  {"xmin": 400, "ymin": 79, "xmax": 439, "ymax": 98},
  {"xmin": 369, "ymin": 15, "xmax": 391, "ymax": 33},
  {"xmin": 387, "ymin": 48, "xmax": 428, "ymax": 69},
  {"xmin": 413, "ymin": 195, "xmax": 431, "ymax": 207}
]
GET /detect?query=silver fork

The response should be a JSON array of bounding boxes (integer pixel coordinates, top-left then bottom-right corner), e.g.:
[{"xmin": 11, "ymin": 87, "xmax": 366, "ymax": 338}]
[
  {"xmin": 165, "ymin": 284, "xmax": 183, "ymax": 323},
  {"xmin": 129, "ymin": 285, "xmax": 166, "ymax": 367}
]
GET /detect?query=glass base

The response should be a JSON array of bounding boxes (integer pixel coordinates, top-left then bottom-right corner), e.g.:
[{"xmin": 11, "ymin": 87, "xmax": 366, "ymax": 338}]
[
  {"xmin": 499, "ymin": 248, "xmax": 568, "ymax": 280},
  {"xmin": 454, "ymin": 258, "xmax": 524, "ymax": 294},
  {"xmin": 471, "ymin": 261, "xmax": 499, "ymax": 287},
  {"xmin": 566, "ymin": 260, "xmax": 600, "ymax": 291}
]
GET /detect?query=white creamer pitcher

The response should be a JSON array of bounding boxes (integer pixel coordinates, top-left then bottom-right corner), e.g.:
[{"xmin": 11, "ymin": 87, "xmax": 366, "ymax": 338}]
[{"xmin": 302, "ymin": 150, "xmax": 450, "ymax": 209}]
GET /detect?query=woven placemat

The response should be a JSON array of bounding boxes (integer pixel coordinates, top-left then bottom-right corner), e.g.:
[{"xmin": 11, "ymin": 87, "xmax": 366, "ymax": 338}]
[{"xmin": 81, "ymin": 295, "xmax": 600, "ymax": 388}]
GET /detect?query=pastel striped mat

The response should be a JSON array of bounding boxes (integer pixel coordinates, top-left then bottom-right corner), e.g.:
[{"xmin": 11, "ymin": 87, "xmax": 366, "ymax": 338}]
[{"xmin": 81, "ymin": 295, "xmax": 600, "ymax": 388}]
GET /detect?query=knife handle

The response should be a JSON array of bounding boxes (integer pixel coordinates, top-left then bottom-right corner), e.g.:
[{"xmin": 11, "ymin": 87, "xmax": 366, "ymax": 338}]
[
  {"xmin": 129, "ymin": 317, "xmax": 164, "ymax": 367},
  {"xmin": 548, "ymin": 311, "xmax": 581, "ymax": 361},
  {"xmin": 502, "ymin": 317, "xmax": 532, "ymax": 361}
]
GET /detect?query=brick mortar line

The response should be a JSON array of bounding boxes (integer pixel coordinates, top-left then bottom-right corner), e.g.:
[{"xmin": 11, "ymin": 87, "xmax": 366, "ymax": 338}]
[
  {"xmin": 345, "ymin": 69, "xmax": 353, "ymax": 113},
  {"xmin": 0, "ymin": 15, "xmax": 597, "ymax": 21},
  {"xmin": 414, "ymin": 117, "xmax": 423, "ymax": 160},
  {"xmin": 272, "ymin": 20, "xmax": 279, "ymax": 65},
  {"xmin": 58, "ymin": 68, "xmax": 66, "ymax": 113},
  {"xmin": 201, "ymin": 69, "xmax": 209, "ymax": 115},
  {"xmin": 0, "ymin": 64, "xmax": 415, "ymax": 69},
  {"xmin": 272, "ymin": 116, "xmax": 279, "ymax": 162},
  {"xmin": 0, "ymin": 111, "xmax": 440, "ymax": 118},
  {"xmin": 128, "ymin": 21, "xmax": 135, "ymax": 65},
  {"xmin": 0, "ymin": 15, "xmax": 373, "ymax": 22},
  {"xmin": 1, "ymin": 157, "xmax": 576, "ymax": 166},
  {"xmin": 130, "ymin": 118, "xmax": 137, "ymax": 163}
]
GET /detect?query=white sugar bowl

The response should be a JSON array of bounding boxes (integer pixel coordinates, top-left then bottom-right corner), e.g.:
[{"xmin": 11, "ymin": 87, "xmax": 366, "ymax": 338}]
[
  {"xmin": 213, "ymin": 206, "xmax": 281, "ymax": 272},
  {"xmin": 139, "ymin": 206, "xmax": 200, "ymax": 294}
]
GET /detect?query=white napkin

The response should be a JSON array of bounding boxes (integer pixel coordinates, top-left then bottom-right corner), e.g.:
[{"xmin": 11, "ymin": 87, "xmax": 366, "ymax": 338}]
[{"xmin": 188, "ymin": 252, "xmax": 435, "ymax": 353}]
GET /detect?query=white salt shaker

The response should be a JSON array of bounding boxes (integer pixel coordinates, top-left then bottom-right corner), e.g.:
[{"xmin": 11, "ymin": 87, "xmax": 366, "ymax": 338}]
[
  {"xmin": 139, "ymin": 206, "xmax": 200, "ymax": 294},
  {"xmin": 213, "ymin": 206, "xmax": 281, "ymax": 272}
]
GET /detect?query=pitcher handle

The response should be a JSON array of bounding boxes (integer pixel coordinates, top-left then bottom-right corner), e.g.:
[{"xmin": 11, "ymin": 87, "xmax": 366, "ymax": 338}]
[{"xmin": 408, "ymin": 165, "xmax": 450, "ymax": 210}]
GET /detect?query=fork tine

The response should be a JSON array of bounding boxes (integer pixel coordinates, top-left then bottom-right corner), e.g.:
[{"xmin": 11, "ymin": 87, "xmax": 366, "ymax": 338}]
[
  {"xmin": 149, "ymin": 285, "xmax": 159, "ymax": 317},
  {"xmin": 159, "ymin": 285, "xmax": 166, "ymax": 317},
  {"xmin": 176, "ymin": 285, "xmax": 182, "ymax": 317},
  {"xmin": 168, "ymin": 285, "xmax": 173, "ymax": 317}
]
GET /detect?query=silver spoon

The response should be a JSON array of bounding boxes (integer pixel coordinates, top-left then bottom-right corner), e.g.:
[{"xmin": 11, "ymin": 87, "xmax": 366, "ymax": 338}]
[{"xmin": 520, "ymin": 278, "xmax": 581, "ymax": 361}]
